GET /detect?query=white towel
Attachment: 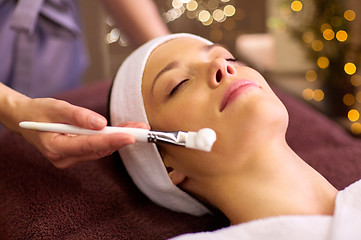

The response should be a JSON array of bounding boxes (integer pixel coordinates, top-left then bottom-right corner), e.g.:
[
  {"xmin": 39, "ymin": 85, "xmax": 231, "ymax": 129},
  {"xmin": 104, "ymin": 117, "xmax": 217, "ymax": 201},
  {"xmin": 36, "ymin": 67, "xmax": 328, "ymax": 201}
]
[{"xmin": 170, "ymin": 180, "xmax": 361, "ymax": 240}]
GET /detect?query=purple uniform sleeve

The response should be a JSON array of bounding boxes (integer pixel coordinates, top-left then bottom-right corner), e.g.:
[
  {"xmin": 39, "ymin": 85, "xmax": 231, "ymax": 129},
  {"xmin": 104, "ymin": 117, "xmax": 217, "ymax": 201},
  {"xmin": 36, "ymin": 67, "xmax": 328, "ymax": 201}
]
[{"xmin": 0, "ymin": 0, "xmax": 88, "ymax": 97}]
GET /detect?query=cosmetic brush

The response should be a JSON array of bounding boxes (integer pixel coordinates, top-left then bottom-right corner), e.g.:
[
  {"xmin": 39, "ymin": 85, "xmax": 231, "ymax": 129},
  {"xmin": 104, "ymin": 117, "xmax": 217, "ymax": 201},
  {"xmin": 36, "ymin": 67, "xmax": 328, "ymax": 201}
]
[{"xmin": 19, "ymin": 121, "xmax": 216, "ymax": 152}]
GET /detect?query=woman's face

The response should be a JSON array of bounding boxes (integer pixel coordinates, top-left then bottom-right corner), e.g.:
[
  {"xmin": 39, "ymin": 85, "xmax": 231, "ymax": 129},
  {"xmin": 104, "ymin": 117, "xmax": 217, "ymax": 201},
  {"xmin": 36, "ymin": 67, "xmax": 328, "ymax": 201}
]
[{"xmin": 142, "ymin": 37, "xmax": 288, "ymax": 178}]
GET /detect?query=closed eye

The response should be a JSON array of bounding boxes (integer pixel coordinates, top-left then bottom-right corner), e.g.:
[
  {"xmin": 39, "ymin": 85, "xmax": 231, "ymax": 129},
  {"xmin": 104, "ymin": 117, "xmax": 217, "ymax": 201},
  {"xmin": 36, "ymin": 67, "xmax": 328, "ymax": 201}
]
[
  {"xmin": 170, "ymin": 79, "xmax": 189, "ymax": 96},
  {"xmin": 226, "ymin": 58, "xmax": 246, "ymax": 66},
  {"xmin": 226, "ymin": 58, "xmax": 238, "ymax": 62}
]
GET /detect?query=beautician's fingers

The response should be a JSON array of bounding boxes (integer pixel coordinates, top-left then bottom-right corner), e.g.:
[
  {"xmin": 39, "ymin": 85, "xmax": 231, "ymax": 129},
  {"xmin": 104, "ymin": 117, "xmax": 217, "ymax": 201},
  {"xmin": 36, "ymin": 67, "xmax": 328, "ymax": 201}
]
[
  {"xmin": 14, "ymin": 97, "xmax": 150, "ymax": 168},
  {"xmin": 48, "ymin": 121, "xmax": 151, "ymax": 168},
  {"xmin": 34, "ymin": 132, "xmax": 136, "ymax": 169},
  {"xmin": 30, "ymin": 98, "xmax": 107, "ymax": 130},
  {"xmin": 117, "ymin": 121, "xmax": 151, "ymax": 129}
]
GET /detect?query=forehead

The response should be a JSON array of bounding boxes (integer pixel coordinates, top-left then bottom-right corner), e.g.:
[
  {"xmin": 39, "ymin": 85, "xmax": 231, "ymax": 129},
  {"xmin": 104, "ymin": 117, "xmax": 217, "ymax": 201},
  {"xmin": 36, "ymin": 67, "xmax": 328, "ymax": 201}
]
[
  {"xmin": 149, "ymin": 37, "xmax": 208, "ymax": 62},
  {"xmin": 143, "ymin": 37, "xmax": 210, "ymax": 79},
  {"xmin": 142, "ymin": 38, "xmax": 204, "ymax": 88}
]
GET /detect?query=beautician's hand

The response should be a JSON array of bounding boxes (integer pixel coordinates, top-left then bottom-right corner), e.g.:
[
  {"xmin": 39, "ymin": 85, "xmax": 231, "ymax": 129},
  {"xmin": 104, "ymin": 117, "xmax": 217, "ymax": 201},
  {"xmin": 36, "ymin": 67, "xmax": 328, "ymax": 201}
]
[
  {"xmin": 0, "ymin": 83, "xmax": 150, "ymax": 169},
  {"xmin": 17, "ymin": 98, "xmax": 150, "ymax": 169}
]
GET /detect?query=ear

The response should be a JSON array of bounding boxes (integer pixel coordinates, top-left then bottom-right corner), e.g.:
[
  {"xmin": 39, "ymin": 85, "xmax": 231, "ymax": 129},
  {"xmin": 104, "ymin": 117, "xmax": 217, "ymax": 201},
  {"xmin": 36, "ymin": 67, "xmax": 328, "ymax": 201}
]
[
  {"xmin": 168, "ymin": 168, "xmax": 186, "ymax": 185},
  {"xmin": 163, "ymin": 151, "xmax": 186, "ymax": 185}
]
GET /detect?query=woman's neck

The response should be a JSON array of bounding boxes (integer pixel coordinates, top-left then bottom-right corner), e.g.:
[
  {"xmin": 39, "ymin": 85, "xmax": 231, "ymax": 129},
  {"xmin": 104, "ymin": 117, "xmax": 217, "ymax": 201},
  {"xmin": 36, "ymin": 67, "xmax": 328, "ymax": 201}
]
[{"xmin": 203, "ymin": 140, "xmax": 338, "ymax": 225}]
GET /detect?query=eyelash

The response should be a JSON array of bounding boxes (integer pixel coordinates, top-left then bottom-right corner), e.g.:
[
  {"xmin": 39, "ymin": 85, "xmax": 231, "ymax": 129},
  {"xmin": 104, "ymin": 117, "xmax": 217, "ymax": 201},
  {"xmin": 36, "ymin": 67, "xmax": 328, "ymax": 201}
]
[
  {"xmin": 169, "ymin": 79, "xmax": 189, "ymax": 96},
  {"xmin": 226, "ymin": 58, "xmax": 238, "ymax": 62}
]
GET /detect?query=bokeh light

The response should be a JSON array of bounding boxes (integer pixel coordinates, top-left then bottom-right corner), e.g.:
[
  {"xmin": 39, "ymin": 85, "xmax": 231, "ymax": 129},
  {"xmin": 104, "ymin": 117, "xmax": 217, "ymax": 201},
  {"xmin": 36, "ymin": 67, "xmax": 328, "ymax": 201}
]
[
  {"xmin": 317, "ymin": 57, "xmax": 330, "ymax": 69},
  {"xmin": 224, "ymin": 5, "xmax": 236, "ymax": 17},
  {"xmin": 302, "ymin": 88, "xmax": 314, "ymax": 101},
  {"xmin": 302, "ymin": 31, "xmax": 314, "ymax": 43},
  {"xmin": 336, "ymin": 30, "xmax": 348, "ymax": 42},
  {"xmin": 344, "ymin": 62, "xmax": 357, "ymax": 75},
  {"xmin": 213, "ymin": 9, "xmax": 226, "ymax": 22},
  {"xmin": 302, "ymin": 88, "xmax": 324, "ymax": 101},
  {"xmin": 105, "ymin": 28, "xmax": 120, "ymax": 44},
  {"xmin": 350, "ymin": 122, "xmax": 361, "ymax": 135},
  {"xmin": 202, "ymin": 16, "xmax": 214, "ymax": 26},
  {"xmin": 344, "ymin": 9, "xmax": 356, "ymax": 21},
  {"xmin": 305, "ymin": 70, "xmax": 317, "ymax": 82},
  {"xmin": 323, "ymin": 29, "xmax": 335, "ymax": 40},
  {"xmin": 320, "ymin": 23, "xmax": 332, "ymax": 32},
  {"xmin": 348, "ymin": 109, "xmax": 360, "ymax": 122},
  {"xmin": 172, "ymin": 0, "xmax": 183, "ymax": 9},
  {"xmin": 312, "ymin": 40, "xmax": 323, "ymax": 51},
  {"xmin": 290, "ymin": 1, "xmax": 303, "ymax": 12},
  {"xmin": 343, "ymin": 93, "xmax": 355, "ymax": 106},
  {"xmin": 351, "ymin": 74, "xmax": 361, "ymax": 86},
  {"xmin": 198, "ymin": 10, "xmax": 211, "ymax": 22},
  {"xmin": 186, "ymin": 0, "xmax": 198, "ymax": 11},
  {"xmin": 313, "ymin": 89, "xmax": 324, "ymax": 101}
]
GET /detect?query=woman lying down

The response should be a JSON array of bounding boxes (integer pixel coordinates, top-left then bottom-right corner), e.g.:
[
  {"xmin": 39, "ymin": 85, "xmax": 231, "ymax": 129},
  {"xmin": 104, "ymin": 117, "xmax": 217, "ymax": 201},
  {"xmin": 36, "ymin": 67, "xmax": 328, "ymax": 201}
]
[{"xmin": 109, "ymin": 33, "xmax": 361, "ymax": 239}]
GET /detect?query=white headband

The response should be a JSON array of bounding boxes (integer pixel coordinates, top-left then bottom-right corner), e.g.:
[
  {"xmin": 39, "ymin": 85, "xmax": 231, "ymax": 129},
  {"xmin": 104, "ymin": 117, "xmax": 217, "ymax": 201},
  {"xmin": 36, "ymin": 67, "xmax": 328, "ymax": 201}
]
[{"xmin": 110, "ymin": 33, "xmax": 212, "ymax": 216}]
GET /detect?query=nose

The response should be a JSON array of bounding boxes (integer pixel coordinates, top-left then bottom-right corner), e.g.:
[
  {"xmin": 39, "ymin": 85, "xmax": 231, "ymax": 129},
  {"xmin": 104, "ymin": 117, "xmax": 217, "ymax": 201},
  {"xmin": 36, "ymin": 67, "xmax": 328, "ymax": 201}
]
[{"xmin": 209, "ymin": 58, "xmax": 237, "ymax": 88}]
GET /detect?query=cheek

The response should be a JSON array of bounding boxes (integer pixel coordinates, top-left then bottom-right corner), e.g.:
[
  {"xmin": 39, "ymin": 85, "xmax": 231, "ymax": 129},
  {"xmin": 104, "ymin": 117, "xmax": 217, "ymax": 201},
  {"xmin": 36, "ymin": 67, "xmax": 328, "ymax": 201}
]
[{"xmin": 150, "ymin": 97, "xmax": 212, "ymax": 131}]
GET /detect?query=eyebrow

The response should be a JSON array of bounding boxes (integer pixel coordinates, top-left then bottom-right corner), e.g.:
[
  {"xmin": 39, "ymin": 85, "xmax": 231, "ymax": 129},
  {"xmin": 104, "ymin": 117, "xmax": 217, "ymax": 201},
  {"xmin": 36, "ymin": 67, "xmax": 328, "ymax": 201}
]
[
  {"xmin": 151, "ymin": 61, "xmax": 179, "ymax": 93},
  {"xmin": 150, "ymin": 43, "xmax": 223, "ymax": 94}
]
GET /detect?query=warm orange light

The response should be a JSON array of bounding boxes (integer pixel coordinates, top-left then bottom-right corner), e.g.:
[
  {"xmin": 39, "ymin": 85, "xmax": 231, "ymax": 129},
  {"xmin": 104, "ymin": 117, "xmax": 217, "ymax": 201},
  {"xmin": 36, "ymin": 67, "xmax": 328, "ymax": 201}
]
[
  {"xmin": 348, "ymin": 109, "xmax": 360, "ymax": 122},
  {"xmin": 323, "ymin": 29, "xmax": 335, "ymax": 40},
  {"xmin": 312, "ymin": 40, "xmax": 323, "ymax": 51},
  {"xmin": 336, "ymin": 30, "xmax": 348, "ymax": 42},
  {"xmin": 343, "ymin": 93, "xmax": 355, "ymax": 106},
  {"xmin": 344, "ymin": 10, "xmax": 356, "ymax": 21},
  {"xmin": 321, "ymin": 23, "xmax": 332, "ymax": 32},
  {"xmin": 345, "ymin": 62, "xmax": 357, "ymax": 75},
  {"xmin": 350, "ymin": 122, "xmax": 361, "ymax": 135},
  {"xmin": 305, "ymin": 70, "xmax": 317, "ymax": 82},
  {"xmin": 317, "ymin": 57, "xmax": 329, "ymax": 69},
  {"xmin": 302, "ymin": 88, "xmax": 314, "ymax": 101},
  {"xmin": 291, "ymin": 1, "xmax": 303, "ymax": 12},
  {"xmin": 351, "ymin": 74, "xmax": 361, "ymax": 86},
  {"xmin": 313, "ymin": 89, "xmax": 324, "ymax": 101},
  {"xmin": 302, "ymin": 31, "xmax": 314, "ymax": 43}
]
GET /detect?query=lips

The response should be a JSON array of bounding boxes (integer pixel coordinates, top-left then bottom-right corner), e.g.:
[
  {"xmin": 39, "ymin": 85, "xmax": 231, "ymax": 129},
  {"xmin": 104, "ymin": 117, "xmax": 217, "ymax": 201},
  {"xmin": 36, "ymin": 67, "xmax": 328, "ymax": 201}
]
[{"xmin": 220, "ymin": 79, "xmax": 259, "ymax": 112}]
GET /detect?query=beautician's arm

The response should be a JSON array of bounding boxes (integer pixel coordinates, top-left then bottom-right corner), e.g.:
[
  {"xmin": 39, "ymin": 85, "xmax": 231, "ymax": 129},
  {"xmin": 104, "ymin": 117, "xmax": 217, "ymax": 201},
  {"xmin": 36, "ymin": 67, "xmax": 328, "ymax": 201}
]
[
  {"xmin": 0, "ymin": 83, "xmax": 148, "ymax": 169},
  {"xmin": 101, "ymin": 0, "xmax": 170, "ymax": 46}
]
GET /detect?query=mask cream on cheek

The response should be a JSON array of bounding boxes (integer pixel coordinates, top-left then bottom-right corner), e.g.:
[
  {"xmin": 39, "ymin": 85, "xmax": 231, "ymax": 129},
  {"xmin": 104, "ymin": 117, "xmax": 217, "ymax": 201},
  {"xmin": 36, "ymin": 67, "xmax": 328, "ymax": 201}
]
[{"xmin": 185, "ymin": 128, "xmax": 217, "ymax": 152}]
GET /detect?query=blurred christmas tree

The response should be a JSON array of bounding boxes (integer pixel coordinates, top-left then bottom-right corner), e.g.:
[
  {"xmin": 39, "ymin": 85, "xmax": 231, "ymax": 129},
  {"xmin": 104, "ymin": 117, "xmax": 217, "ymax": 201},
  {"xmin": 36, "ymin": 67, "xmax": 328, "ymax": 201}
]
[{"xmin": 281, "ymin": 0, "xmax": 360, "ymax": 117}]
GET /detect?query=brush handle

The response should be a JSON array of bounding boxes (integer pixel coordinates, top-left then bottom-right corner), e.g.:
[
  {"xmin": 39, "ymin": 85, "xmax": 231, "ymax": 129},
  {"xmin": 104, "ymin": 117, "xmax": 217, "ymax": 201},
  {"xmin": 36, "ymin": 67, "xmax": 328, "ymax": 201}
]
[{"xmin": 19, "ymin": 121, "xmax": 149, "ymax": 142}]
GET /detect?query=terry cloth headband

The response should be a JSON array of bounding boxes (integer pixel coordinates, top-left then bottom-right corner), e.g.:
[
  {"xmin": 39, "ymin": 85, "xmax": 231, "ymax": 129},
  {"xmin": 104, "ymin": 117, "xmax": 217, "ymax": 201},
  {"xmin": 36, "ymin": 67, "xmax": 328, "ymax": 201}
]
[{"xmin": 110, "ymin": 33, "xmax": 212, "ymax": 216}]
